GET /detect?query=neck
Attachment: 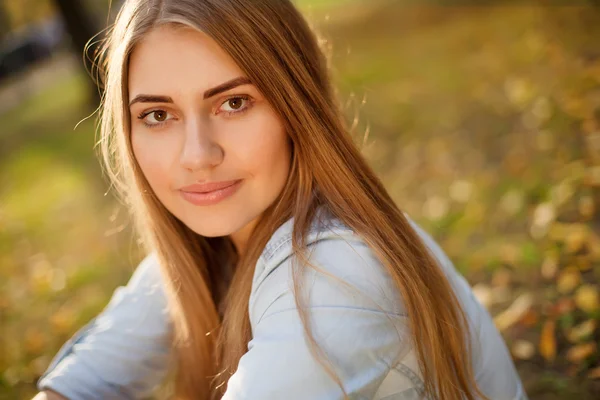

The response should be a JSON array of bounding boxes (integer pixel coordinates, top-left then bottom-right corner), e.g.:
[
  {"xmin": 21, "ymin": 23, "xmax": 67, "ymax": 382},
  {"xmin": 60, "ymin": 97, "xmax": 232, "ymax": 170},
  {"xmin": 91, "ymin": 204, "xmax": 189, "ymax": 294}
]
[{"xmin": 229, "ymin": 218, "xmax": 258, "ymax": 255}]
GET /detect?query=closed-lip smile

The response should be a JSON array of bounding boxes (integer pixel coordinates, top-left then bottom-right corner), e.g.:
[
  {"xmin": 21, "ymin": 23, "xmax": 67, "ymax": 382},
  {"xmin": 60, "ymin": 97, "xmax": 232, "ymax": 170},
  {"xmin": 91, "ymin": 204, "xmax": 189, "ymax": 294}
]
[{"xmin": 179, "ymin": 180, "xmax": 243, "ymax": 206}]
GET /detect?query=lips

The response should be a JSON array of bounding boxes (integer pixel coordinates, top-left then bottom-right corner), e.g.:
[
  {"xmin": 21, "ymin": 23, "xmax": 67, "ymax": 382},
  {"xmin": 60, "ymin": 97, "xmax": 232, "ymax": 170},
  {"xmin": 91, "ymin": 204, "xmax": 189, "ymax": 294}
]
[
  {"xmin": 180, "ymin": 180, "xmax": 241, "ymax": 193},
  {"xmin": 179, "ymin": 180, "xmax": 243, "ymax": 206}
]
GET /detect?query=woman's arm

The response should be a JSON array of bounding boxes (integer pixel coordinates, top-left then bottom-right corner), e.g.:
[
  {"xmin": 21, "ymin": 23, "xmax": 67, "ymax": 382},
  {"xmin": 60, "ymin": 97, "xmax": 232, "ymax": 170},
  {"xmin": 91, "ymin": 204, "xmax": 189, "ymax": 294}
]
[{"xmin": 36, "ymin": 254, "xmax": 172, "ymax": 400}]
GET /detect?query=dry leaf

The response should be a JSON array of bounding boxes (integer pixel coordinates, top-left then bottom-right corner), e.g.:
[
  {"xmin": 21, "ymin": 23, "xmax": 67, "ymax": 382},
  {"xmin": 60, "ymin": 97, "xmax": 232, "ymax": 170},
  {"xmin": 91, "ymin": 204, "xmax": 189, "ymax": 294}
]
[
  {"xmin": 520, "ymin": 309, "xmax": 539, "ymax": 327},
  {"xmin": 532, "ymin": 203, "xmax": 556, "ymax": 231},
  {"xmin": 574, "ymin": 284, "xmax": 599, "ymax": 313},
  {"xmin": 565, "ymin": 229, "xmax": 587, "ymax": 254},
  {"xmin": 492, "ymin": 268, "xmax": 512, "ymax": 287},
  {"xmin": 539, "ymin": 319, "xmax": 556, "ymax": 362},
  {"xmin": 492, "ymin": 286, "xmax": 512, "ymax": 304},
  {"xmin": 541, "ymin": 255, "xmax": 559, "ymax": 280},
  {"xmin": 588, "ymin": 367, "xmax": 600, "ymax": 380},
  {"xmin": 588, "ymin": 232, "xmax": 600, "ymax": 261},
  {"xmin": 566, "ymin": 342, "xmax": 597, "ymax": 363},
  {"xmin": 492, "ymin": 268, "xmax": 512, "ymax": 288},
  {"xmin": 567, "ymin": 320, "xmax": 597, "ymax": 343},
  {"xmin": 494, "ymin": 293, "xmax": 533, "ymax": 331},
  {"xmin": 579, "ymin": 196, "xmax": 595, "ymax": 218},
  {"xmin": 557, "ymin": 267, "xmax": 581, "ymax": 294},
  {"xmin": 584, "ymin": 165, "xmax": 600, "ymax": 187},
  {"xmin": 512, "ymin": 340, "xmax": 535, "ymax": 360},
  {"xmin": 575, "ymin": 255, "xmax": 592, "ymax": 271},
  {"xmin": 555, "ymin": 297, "xmax": 576, "ymax": 316},
  {"xmin": 472, "ymin": 283, "xmax": 492, "ymax": 309},
  {"xmin": 548, "ymin": 222, "xmax": 586, "ymax": 242}
]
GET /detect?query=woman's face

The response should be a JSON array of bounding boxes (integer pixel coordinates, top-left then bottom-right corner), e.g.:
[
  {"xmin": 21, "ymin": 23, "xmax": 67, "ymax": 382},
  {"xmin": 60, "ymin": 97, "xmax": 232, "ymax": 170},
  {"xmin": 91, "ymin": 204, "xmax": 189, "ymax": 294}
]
[{"xmin": 128, "ymin": 26, "xmax": 291, "ymax": 250}]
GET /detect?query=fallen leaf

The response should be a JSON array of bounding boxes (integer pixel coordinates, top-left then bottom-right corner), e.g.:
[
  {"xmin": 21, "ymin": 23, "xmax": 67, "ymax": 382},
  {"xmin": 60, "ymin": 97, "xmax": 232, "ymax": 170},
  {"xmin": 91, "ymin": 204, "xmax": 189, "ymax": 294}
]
[
  {"xmin": 541, "ymin": 255, "xmax": 559, "ymax": 280},
  {"xmin": 566, "ymin": 365, "xmax": 580, "ymax": 377},
  {"xmin": 494, "ymin": 293, "xmax": 533, "ymax": 331},
  {"xmin": 574, "ymin": 284, "xmax": 599, "ymax": 313},
  {"xmin": 555, "ymin": 297, "xmax": 576, "ymax": 316},
  {"xmin": 567, "ymin": 320, "xmax": 597, "ymax": 343},
  {"xmin": 519, "ymin": 309, "xmax": 539, "ymax": 327},
  {"xmin": 584, "ymin": 165, "xmax": 600, "ymax": 187},
  {"xmin": 579, "ymin": 196, "xmax": 595, "ymax": 219},
  {"xmin": 539, "ymin": 319, "xmax": 556, "ymax": 362},
  {"xmin": 512, "ymin": 340, "xmax": 535, "ymax": 360},
  {"xmin": 532, "ymin": 202, "xmax": 556, "ymax": 231},
  {"xmin": 575, "ymin": 255, "xmax": 592, "ymax": 271},
  {"xmin": 472, "ymin": 283, "xmax": 492, "ymax": 309},
  {"xmin": 491, "ymin": 286, "xmax": 512, "ymax": 304},
  {"xmin": 589, "ymin": 232, "xmax": 600, "ymax": 261},
  {"xmin": 557, "ymin": 267, "xmax": 581, "ymax": 294},
  {"xmin": 492, "ymin": 268, "xmax": 512, "ymax": 288},
  {"xmin": 564, "ymin": 228, "xmax": 587, "ymax": 254},
  {"xmin": 588, "ymin": 367, "xmax": 600, "ymax": 379},
  {"xmin": 566, "ymin": 342, "xmax": 597, "ymax": 363}
]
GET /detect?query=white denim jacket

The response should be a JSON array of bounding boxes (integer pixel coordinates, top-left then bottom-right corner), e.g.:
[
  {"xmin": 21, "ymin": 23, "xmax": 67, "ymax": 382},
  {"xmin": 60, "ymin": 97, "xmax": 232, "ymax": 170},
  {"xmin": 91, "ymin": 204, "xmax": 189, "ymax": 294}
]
[{"xmin": 37, "ymin": 212, "xmax": 527, "ymax": 400}]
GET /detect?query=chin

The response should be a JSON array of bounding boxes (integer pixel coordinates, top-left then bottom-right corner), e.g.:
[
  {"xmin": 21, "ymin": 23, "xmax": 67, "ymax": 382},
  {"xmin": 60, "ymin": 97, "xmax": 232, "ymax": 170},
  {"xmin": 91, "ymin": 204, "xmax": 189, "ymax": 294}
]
[
  {"xmin": 185, "ymin": 221, "xmax": 237, "ymax": 238},
  {"xmin": 168, "ymin": 202, "xmax": 260, "ymax": 240}
]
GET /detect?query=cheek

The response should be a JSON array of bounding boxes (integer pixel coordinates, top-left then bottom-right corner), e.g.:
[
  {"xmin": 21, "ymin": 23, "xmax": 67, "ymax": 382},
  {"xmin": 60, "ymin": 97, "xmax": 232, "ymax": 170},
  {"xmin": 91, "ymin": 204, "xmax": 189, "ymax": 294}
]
[
  {"xmin": 131, "ymin": 133, "xmax": 173, "ymax": 191},
  {"xmin": 232, "ymin": 113, "xmax": 290, "ymax": 187}
]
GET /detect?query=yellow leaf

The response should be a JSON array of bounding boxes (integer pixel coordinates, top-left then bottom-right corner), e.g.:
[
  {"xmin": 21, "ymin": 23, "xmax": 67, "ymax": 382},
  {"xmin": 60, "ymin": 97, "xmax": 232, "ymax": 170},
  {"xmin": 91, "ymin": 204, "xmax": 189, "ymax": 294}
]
[
  {"xmin": 565, "ymin": 229, "xmax": 587, "ymax": 254},
  {"xmin": 589, "ymin": 232, "xmax": 600, "ymax": 261},
  {"xmin": 494, "ymin": 293, "xmax": 533, "ymax": 332},
  {"xmin": 520, "ymin": 310, "xmax": 539, "ymax": 327},
  {"xmin": 574, "ymin": 285, "xmax": 599, "ymax": 313},
  {"xmin": 541, "ymin": 255, "xmax": 558, "ymax": 280},
  {"xmin": 567, "ymin": 320, "xmax": 597, "ymax": 343},
  {"xmin": 512, "ymin": 340, "xmax": 535, "ymax": 360},
  {"xmin": 548, "ymin": 223, "xmax": 587, "ymax": 243},
  {"xmin": 555, "ymin": 297, "xmax": 575, "ymax": 316},
  {"xmin": 588, "ymin": 367, "xmax": 600, "ymax": 380},
  {"xmin": 492, "ymin": 268, "xmax": 512, "ymax": 288},
  {"xmin": 566, "ymin": 342, "xmax": 597, "ymax": 363},
  {"xmin": 579, "ymin": 196, "xmax": 595, "ymax": 219},
  {"xmin": 557, "ymin": 267, "xmax": 581, "ymax": 294},
  {"xmin": 585, "ymin": 166, "xmax": 600, "ymax": 187},
  {"xmin": 539, "ymin": 319, "xmax": 556, "ymax": 362},
  {"xmin": 575, "ymin": 255, "xmax": 592, "ymax": 272},
  {"xmin": 472, "ymin": 283, "xmax": 492, "ymax": 309}
]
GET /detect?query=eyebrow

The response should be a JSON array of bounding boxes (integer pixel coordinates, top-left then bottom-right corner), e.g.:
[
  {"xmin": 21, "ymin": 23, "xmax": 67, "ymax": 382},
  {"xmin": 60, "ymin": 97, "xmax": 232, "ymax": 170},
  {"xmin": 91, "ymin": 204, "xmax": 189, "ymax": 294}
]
[
  {"xmin": 203, "ymin": 77, "xmax": 252, "ymax": 99},
  {"xmin": 128, "ymin": 76, "xmax": 252, "ymax": 107}
]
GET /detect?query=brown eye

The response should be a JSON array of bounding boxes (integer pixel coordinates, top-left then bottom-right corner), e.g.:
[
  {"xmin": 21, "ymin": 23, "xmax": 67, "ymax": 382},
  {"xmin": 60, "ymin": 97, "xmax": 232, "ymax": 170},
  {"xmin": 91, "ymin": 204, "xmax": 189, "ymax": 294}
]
[
  {"xmin": 227, "ymin": 98, "xmax": 243, "ymax": 110},
  {"xmin": 219, "ymin": 95, "xmax": 252, "ymax": 115},
  {"xmin": 153, "ymin": 111, "xmax": 167, "ymax": 121}
]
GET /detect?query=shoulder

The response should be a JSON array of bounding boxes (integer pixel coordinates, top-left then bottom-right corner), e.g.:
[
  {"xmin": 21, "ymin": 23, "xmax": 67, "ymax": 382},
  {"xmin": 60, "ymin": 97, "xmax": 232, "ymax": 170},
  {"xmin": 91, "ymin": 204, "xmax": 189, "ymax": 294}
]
[
  {"xmin": 250, "ymin": 210, "xmax": 465, "ymax": 323},
  {"xmin": 250, "ymin": 211, "xmax": 406, "ymax": 325},
  {"xmin": 121, "ymin": 252, "xmax": 164, "ymax": 293}
]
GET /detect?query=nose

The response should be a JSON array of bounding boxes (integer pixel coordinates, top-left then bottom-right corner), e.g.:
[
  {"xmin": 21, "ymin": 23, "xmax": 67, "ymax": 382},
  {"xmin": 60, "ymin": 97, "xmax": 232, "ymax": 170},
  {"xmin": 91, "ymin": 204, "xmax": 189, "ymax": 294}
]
[{"xmin": 179, "ymin": 119, "xmax": 224, "ymax": 172}]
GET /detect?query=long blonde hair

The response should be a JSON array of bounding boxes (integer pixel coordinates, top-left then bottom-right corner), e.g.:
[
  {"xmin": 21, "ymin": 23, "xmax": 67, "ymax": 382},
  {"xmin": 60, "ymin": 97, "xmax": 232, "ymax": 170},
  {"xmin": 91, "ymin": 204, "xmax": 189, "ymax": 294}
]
[{"xmin": 96, "ymin": 0, "xmax": 486, "ymax": 399}]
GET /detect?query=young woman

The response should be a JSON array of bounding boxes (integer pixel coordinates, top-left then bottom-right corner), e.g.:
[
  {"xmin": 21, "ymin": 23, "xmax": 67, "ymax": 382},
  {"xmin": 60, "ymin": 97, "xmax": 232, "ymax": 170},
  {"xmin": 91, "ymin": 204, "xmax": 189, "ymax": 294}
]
[{"xmin": 34, "ymin": 0, "xmax": 527, "ymax": 399}]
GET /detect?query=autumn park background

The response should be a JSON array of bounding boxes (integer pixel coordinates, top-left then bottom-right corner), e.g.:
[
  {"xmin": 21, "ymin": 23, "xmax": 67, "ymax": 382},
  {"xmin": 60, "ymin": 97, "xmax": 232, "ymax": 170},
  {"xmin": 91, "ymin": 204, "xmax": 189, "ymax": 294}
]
[{"xmin": 1, "ymin": 0, "xmax": 600, "ymax": 399}]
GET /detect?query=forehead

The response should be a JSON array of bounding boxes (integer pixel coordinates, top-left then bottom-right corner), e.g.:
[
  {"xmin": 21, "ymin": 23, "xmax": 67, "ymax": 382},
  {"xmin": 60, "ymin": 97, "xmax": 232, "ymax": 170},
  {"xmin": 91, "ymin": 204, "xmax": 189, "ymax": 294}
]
[{"xmin": 128, "ymin": 25, "xmax": 245, "ymax": 97}]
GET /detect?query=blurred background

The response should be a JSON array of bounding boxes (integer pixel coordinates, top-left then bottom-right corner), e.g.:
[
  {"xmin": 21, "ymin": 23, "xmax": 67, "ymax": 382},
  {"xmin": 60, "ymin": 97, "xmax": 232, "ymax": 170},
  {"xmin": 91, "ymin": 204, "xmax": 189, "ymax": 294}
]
[{"xmin": 1, "ymin": 0, "xmax": 599, "ymax": 398}]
